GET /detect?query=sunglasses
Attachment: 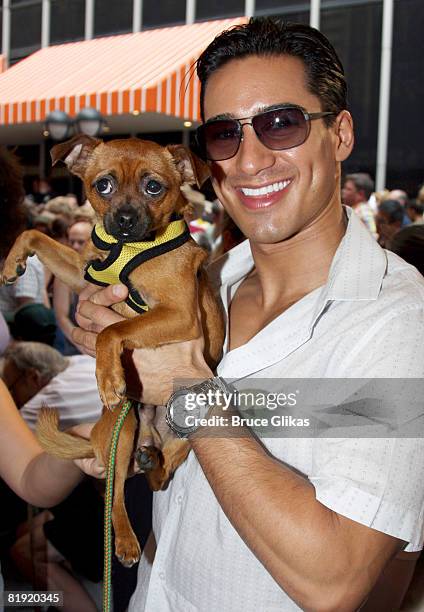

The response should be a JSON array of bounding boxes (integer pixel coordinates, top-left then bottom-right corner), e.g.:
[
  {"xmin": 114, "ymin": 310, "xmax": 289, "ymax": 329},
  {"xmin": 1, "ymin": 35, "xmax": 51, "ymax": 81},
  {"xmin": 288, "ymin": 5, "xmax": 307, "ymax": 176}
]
[{"xmin": 196, "ymin": 106, "xmax": 335, "ymax": 162}]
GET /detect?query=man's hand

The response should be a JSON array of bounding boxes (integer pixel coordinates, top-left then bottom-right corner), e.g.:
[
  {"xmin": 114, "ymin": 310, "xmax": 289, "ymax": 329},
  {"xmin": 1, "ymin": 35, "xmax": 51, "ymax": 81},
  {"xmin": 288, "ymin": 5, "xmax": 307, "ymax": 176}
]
[
  {"xmin": 73, "ymin": 283, "xmax": 127, "ymax": 356},
  {"xmin": 73, "ymin": 283, "xmax": 213, "ymax": 406}
]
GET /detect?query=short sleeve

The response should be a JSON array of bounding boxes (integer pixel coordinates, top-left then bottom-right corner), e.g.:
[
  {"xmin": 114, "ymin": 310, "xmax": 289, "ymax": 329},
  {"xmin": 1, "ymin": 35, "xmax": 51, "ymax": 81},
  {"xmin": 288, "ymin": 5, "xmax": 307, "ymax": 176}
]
[
  {"xmin": 310, "ymin": 437, "xmax": 424, "ymax": 551},
  {"xmin": 310, "ymin": 306, "xmax": 424, "ymax": 551}
]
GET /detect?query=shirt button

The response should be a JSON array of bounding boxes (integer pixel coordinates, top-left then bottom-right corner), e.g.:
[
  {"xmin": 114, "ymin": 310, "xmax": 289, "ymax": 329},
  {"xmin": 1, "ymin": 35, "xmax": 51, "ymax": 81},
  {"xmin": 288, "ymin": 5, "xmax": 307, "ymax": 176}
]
[
  {"xmin": 176, "ymin": 494, "xmax": 183, "ymax": 505},
  {"xmin": 159, "ymin": 571, "xmax": 165, "ymax": 581}
]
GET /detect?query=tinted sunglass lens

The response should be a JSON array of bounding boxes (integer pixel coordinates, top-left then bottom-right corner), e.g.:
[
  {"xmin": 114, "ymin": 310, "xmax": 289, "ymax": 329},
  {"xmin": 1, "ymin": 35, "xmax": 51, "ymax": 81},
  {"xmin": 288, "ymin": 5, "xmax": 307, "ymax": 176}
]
[
  {"xmin": 201, "ymin": 120, "xmax": 241, "ymax": 161},
  {"xmin": 253, "ymin": 108, "xmax": 308, "ymax": 150}
]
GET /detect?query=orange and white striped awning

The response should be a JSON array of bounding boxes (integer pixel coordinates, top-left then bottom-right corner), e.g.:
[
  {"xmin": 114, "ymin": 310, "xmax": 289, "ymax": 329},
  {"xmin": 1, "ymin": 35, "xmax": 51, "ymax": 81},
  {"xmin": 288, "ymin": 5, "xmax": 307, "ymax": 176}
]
[{"xmin": 0, "ymin": 18, "xmax": 245, "ymax": 126}]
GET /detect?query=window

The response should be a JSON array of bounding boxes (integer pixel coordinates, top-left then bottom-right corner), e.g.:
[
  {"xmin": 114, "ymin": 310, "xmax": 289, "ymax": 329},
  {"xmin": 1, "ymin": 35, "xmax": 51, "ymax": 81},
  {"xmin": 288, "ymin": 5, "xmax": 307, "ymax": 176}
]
[
  {"xmin": 321, "ymin": 2, "xmax": 382, "ymax": 178},
  {"xmin": 255, "ymin": 0, "xmax": 309, "ymax": 15},
  {"xmin": 50, "ymin": 0, "xmax": 85, "ymax": 44},
  {"xmin": 94, "ymin": 0, "xmax": 133, "ymax": 37},
  {"xmin": 10, "ymin": 1, "xmax": 42, "ymax": 61},
  {"xmin": 386, "ymin": 0, "xmax": 424, "ymax": 194},
  {"xmin": 196, "ymin": 0, "xmax": 244, "ymax": 21},
  {"xmin": 142, "ymin": 0, "xmax": 185, "ymax": 29}
]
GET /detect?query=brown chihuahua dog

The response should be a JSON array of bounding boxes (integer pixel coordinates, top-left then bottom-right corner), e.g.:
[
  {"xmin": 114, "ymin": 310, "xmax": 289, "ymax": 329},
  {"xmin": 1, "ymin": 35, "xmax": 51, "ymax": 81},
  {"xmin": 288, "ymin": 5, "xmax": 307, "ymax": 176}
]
[{"xmin": 1, "ymin": 135, "xmax": 224, "ymax": 566}]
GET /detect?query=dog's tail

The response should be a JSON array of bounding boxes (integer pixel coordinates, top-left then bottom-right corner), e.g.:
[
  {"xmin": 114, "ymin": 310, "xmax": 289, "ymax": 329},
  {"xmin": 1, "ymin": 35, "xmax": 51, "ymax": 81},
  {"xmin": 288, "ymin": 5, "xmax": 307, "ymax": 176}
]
[{"xmin": 36, "ymin": 407, "xmax": 95, "ymax": 460}]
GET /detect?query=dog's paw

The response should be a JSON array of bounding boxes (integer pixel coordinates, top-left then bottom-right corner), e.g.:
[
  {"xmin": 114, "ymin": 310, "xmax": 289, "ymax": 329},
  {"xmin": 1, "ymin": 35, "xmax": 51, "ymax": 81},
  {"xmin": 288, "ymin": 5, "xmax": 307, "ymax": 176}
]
[
  {"xmin": 135, "ymin": 446, "xmax": 162, "ymax": 472},
  {"xmin": 115, "ymin": 537, "xmax": 141, "ymax": 568},
  {"xmin": 97, "ymin": 372, "xmax": 126, "ymax": 410},
  {"xmin": 0, "ymin": 273, "xmax": 18, "ymax": 286},
  {"xmin": 1, "ymin": 257, "xmax": 27, "ymax": 284}
]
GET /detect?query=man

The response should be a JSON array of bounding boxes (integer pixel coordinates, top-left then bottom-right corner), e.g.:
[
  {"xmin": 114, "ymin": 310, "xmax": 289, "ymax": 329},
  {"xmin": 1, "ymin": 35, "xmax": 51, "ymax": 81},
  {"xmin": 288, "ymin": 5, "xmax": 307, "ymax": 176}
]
[
  {"xmin": 406, "ymin": 199, "xmax": 424, "ymax": 224},
  {"xmin": 342, "ymin": 172, "xmax": 377, "ymax": 236},
  {"xmin": 54, "ymin": 219, "xmax": 93, "ymax": 355},
  {"xmin": 375, "ymin": 199, "xmax": 404, "ymax": 248},
  {"xmin": 2, "ymin": 341, "xmax": 102, "ymax": 428},
  {"xmin": 73, "ymin": 18, "xmax": 424, "ymax": 611},
  {"xmin": 389, "ymin": 189, "xmax": 412, "ymax": 227}
]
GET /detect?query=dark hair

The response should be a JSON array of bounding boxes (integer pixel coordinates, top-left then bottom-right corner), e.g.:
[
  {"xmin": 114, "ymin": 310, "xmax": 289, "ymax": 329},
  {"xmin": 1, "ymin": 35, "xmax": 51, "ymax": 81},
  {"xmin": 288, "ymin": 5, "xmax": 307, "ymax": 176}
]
[
  {"xmin": 345, "ymin": 173, "xmax": 375, "ymax": 200},
  {"xmin": 390, "ymin": 224, "xmax": 424, "ymax": 276},
  {"xmin": 0, "ymin": 147, "xmax": 26, "ymax": 259},
  {"xmin": 50, "ymin": 216, "xmax": 71, "ymax": 241},
  {"xmin": 407, "ymin": 200, "xmax": 424, "ymax": 215},
  {"xmin": 196, "ymin": 17, "xmax": 347, "ymax": 125},
  {"xmin": 378, "ymin": 199, "xmax": 404, "ymax": 224}
]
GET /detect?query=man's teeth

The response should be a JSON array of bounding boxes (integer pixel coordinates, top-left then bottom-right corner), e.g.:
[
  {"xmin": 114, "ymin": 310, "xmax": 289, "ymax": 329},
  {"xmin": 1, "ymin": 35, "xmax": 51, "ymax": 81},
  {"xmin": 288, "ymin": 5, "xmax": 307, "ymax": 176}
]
[{"xmin": 241, "ymin": 180, "xmax": 290, "ymax": 197}]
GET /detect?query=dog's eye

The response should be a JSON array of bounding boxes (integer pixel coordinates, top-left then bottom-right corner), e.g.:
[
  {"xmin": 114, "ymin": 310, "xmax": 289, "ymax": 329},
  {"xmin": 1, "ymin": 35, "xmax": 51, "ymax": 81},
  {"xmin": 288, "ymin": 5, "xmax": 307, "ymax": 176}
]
[
  {"xmin": 96, "ymin": 178, "xmax": 114, "ymax": 196},
  {"xmin": 145, "ymin": 179, "xmax": 163, "ymax": 196}
]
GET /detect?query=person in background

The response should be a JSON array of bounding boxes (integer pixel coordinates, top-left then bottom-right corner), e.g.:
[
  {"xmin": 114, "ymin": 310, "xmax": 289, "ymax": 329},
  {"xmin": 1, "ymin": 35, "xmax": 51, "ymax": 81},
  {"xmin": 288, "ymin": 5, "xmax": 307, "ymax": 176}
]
[
  {"xmin": 341, "ymin": 172, "xmax": 377, "ymax": 236},
  {"xmin": 406, "ymin": 200, "xmax": 424, "ymax": 225},
  {"xmin": 27, "ymin": 178, "xmax": 54, "ymax": 206},
  {"xmin": 0, "ymin": 377, "xmax": 99, "ymax": 607},
  {"xmin": 1, "ymin": 342, "xmax": 104, "ymax": 612},
  {"xmin": 389, "ymin": 189, "xmax": 408, "ymax": 207},
  {"xmin": 0, "ymin": 148, "xmax": 56, "ymax": 346},
  {"xmin": 53, "ymin": 220, "xmax": 93, "ymax": 355},
  {"xmin": 376, "ymin": 198, "xmax": 404, "ymax": 248},
  {"xmin": 389, "ymin": 189, "xmax": 411, "ymax": 227},
  {"xmin": 1, "ymin": 341, "xmax": 102, "ymax": 429},
  {"xmin": 0, "ymin": 313, "xmax": 10, "ymax": 356},
  {"xmin": 390, "ymin": 224, "xmax": 424, "ymax": 276}
]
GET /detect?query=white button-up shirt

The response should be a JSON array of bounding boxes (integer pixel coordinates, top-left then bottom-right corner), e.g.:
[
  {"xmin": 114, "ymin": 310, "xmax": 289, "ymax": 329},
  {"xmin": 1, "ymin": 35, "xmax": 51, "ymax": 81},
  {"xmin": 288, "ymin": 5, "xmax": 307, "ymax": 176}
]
[{"xmin": 130, "ymin": 208, "xmax": 424, "ymax": 611}]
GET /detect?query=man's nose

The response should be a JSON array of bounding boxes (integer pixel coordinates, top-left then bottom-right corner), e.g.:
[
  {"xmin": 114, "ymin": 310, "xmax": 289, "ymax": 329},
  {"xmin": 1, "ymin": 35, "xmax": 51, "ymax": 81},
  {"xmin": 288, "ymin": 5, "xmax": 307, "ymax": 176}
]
[{"xmin": 235, "ymin": 124, "xmax": 276, "ymax": 175}]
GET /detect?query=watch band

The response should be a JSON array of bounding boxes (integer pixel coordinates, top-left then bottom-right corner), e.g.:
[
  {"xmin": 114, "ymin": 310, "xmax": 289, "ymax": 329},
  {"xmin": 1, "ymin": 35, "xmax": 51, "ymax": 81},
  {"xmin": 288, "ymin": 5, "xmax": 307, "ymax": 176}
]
[{"xmin": 165, "ymin": 376, "xmax": 235, "ymax": 438}]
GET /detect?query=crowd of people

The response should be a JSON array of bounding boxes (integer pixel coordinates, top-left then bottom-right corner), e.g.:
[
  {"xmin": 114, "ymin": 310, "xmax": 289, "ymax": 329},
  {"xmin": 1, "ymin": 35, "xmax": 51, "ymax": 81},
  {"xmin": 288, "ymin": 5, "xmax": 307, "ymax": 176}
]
[
  {"xmin": 341, "ymin": 172, "xmax": 424, "ymax": 273},
  {"xmin": 0, "ymin": 15, "xmax": 423, "ymax": 612}
]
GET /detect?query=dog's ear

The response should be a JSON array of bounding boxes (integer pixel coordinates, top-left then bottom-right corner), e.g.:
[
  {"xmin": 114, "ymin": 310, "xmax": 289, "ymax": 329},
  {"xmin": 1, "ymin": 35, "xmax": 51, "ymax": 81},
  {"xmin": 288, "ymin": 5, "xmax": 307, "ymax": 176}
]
[
  {"xmin": 50, "ymin": 134, "xmax": 102, "ymax": 178},
  {"xmin": 167, "ymin": 144, "xmax": 210, "ymax": 189}
]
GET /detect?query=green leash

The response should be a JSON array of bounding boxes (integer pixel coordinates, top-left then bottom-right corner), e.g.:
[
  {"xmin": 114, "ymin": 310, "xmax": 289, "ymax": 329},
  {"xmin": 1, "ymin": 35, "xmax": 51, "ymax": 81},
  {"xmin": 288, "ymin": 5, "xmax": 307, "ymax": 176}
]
[{"xmin": 103, "ymin": 398, "xmax": 133, "ymax": 612}]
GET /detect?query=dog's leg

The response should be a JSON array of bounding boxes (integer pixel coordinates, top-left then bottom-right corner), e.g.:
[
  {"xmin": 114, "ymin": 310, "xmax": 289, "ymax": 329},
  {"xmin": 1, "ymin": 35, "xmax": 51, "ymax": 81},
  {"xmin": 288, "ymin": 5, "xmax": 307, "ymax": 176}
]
[
  {"xmin": 1, "ymin": 230, "xmax": 86, "ymax": 293},
  {"xmin": 134, "ymin": 405, "xmax": 163, "ymax": 473},
  {"xmin": 96, "ymin": 304, "xmax": 202, "ymax": 409},
  {"xmin": 91, "ymin": 406, "xmax": 141, "ymax": 567},
  {"xmin": 144, "ymin": 437, "xmax": 190, "ymax": 491},
  {"xmin": 198, "ymin": 268, "xmax": 225, "ymax": 368},
  {"xmin": 112, "ymin": 409, "xmax": 141, "ymax": 567}
]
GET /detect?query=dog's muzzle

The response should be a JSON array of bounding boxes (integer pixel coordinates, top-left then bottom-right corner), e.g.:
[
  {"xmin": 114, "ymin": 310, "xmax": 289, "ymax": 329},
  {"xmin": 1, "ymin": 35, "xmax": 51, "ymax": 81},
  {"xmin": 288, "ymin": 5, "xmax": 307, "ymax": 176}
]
[{"xmin": 105, "ymin": 206, "xmax": 152, "ymax": 242}]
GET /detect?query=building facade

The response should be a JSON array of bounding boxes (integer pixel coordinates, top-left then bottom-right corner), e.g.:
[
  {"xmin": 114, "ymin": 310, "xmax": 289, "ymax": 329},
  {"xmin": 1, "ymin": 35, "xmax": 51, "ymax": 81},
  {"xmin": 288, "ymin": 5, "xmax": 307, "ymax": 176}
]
[{"xmin": 1, "ymin": 0, "xmax": 423, "ymax": 195}]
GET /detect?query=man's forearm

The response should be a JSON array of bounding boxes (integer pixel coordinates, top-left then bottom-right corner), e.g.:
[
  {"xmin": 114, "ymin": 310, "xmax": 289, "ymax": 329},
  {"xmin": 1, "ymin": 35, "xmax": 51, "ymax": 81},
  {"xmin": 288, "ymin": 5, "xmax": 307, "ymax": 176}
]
[{"xmin": 190, "ymin": 419, "xmax": 396, "ymax": 611}]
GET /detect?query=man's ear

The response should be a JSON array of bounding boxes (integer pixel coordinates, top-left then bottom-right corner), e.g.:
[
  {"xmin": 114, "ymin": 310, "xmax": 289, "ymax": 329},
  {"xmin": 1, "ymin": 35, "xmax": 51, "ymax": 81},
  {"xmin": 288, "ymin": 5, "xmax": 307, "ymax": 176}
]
[
  {"xmin": 166, "ymin": 144, "xmax": 211, "ymax": 188},
  {"xmin": 334, "ymin": 110, "xmax": 354, "ymax": 162},
  {"xmin": 50, "ymin": 134, "xmax": 102, "ymax": 179}
]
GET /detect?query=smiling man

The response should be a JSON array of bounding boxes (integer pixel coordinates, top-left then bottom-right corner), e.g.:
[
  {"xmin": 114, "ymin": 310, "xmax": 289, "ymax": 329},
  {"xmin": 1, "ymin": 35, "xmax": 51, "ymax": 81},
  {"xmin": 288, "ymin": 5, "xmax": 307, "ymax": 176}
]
[{"xmin": 73, "ymin": 18, "xmax": 424, "ymax": 612}]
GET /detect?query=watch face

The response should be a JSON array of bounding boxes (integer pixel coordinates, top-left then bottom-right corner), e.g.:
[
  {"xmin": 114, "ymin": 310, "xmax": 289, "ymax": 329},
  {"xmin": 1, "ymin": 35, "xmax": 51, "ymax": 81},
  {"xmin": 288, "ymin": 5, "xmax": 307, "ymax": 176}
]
[{"xmin": 170, "ymin": 390, "xmax": 201, "ymax": 430}]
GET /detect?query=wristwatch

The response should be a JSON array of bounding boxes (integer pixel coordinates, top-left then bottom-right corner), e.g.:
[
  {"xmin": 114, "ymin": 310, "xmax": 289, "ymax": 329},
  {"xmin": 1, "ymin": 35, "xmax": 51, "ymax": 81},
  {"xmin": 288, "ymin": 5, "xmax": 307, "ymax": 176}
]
[{"xmin": 165, "ymin": 376, "xmax": 235, "ymax": 438}]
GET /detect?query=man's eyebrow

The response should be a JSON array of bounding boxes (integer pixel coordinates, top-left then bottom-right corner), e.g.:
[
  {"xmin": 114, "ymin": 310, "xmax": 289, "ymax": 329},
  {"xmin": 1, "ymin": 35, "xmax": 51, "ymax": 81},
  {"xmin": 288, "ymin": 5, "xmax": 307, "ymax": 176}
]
[{"xmin": 206, "ymin": 102, "xmax": 308, "ymax": 123}]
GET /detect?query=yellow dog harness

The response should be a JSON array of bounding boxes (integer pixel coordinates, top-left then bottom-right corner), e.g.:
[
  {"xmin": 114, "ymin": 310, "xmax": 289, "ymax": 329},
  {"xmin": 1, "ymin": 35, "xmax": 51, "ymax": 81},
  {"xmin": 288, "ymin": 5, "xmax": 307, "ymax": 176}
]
[{"xmin": 84, "ymin": 218, "xmax": 190, "ymax": 313}]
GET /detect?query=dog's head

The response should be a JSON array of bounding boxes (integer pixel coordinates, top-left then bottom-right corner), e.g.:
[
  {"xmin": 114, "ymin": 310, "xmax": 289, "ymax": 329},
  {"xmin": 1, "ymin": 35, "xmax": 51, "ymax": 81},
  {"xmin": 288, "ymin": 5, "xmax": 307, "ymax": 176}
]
[{"xmin": 51, "ymin": 135, "xmax": 210, "ymax": 242}]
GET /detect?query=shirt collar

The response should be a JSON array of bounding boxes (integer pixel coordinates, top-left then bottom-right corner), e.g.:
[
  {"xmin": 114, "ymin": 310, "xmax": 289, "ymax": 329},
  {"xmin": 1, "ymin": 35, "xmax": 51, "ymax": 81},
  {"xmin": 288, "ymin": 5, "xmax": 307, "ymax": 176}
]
[
  {"xmin": 212, "ymin": 207, "xmax": 387, "ymax": 379},
  {"xmin": 213, "ymin": 206, "xmax": 387, "ymax": 304}
]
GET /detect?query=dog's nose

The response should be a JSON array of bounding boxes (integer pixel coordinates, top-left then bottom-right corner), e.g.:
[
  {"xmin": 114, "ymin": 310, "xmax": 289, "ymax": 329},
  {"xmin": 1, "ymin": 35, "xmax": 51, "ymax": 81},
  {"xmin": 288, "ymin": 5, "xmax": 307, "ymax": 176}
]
[{"xmin": 119, "ymin": 213, "xmax": 135, "ymax": 231}]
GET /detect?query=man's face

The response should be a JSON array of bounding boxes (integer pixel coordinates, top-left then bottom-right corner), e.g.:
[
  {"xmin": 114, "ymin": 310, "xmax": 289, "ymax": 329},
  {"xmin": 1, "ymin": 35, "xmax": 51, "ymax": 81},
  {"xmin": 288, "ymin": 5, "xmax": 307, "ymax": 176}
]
[
  {"xmin": 341, "ymin": 179, "xmax": 360, "ymax": 207},
  {"xmin": 68, "ymin": 222, "xmax": 92, "ymax": 253},
  {"xmin": 2, "ymin": 359, "xmax": 44, "ymax": 408},
  {"xmin": 203, "ymin": 55, "xmax": 347, "ymax": 245}
]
